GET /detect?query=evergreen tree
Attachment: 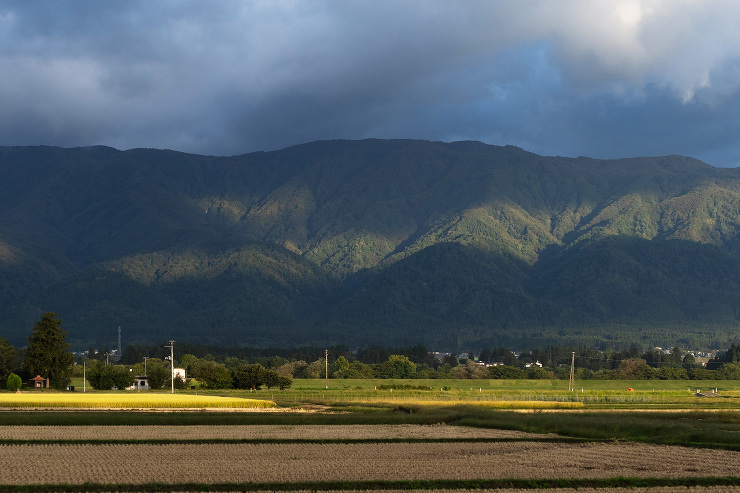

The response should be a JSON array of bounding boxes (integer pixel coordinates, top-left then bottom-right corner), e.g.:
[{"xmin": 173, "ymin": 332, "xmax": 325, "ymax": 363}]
[
  {"xmin": 0, "ymin": 337, "xmax": 17, "ymax": 380},
  {"xmin": 24, "ymin": 313, "xmax": 73, "ymax": 390}
]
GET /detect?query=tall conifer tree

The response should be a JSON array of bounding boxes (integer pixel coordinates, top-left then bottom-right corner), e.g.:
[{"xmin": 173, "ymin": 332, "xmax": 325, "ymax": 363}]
[{"xmin": 24, "ymin": 312, "xmax": 73, "ymax": 389}]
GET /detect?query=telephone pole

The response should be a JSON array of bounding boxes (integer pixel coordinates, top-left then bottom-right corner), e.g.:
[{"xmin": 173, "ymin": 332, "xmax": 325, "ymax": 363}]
[
  {"xmin": 165, "ymin": 340, "xmax": 175, "ymax": 393},
  {"xmin": 568, "ymin": 352, "xmax": 575, "ymax": 392},
  {"xmin": 325, "ymin": 349, "xmax": 329, "ymax": 389}
]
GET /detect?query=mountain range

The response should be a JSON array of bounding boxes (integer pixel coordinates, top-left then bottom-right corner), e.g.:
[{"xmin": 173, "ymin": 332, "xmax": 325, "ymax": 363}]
[{"xmin": 2, "ymin": 139, "xmax": 740, "ymax": 350}]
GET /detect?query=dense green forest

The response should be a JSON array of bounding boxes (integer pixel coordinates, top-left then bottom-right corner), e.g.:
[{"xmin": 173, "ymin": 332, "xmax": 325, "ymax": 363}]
[{"xmin": 2, "ymin": 140, "xmax": 740, "ymax": 350}]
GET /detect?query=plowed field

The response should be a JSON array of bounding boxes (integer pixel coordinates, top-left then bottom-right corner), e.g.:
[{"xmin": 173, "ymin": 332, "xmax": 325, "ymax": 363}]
[{"xmin": 0, "ymin": 441, "xmax": 738, "ymax": 485}]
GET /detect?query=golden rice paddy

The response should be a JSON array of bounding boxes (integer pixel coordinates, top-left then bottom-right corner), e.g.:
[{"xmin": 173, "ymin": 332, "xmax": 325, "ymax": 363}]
[{"xmin": 0, "ymin": 392, "xmax": 275, "ymax": 409}]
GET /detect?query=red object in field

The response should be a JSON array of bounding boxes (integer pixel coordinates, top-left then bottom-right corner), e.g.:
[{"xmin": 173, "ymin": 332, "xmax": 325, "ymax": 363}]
[{"xmin": 628, "ymin": 388, "xmax": 634, "ymax": 391}]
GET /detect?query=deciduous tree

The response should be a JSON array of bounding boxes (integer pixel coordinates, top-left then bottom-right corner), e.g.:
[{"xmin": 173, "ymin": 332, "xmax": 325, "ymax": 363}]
[
  {"xmin": 232, "ymin": 363, "xmax": 266, "ymax": 390},
  {"xmin": 145, "ymin": 359, "xmax": 170, "ymax": 389},
  {"xmin": 378, "ymin": 355, "xmax": 416, "ymax": 379},
  {"xmin": 87, "ymin": 361, "xmax": 136, "ymax": 390},
  {"xmin": 192, "ymin": 359, "xmax": 231, "ymax": 389}
]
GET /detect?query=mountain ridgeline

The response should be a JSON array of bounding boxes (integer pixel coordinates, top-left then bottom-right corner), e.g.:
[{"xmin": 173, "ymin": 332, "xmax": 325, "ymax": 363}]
[{"xmin": 1, "ymin": 139, "xmax": 740, "ymax": 350}]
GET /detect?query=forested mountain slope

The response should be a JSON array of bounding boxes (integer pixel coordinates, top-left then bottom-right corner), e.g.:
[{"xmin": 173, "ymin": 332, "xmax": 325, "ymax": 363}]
[{"xmin": 1, "ymin": 140, "xmax": 739, "ymax": 349}]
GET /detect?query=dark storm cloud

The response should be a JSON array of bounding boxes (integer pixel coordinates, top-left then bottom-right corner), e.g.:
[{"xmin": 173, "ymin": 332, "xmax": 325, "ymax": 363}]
[{"xmin": 2, "ymin": 1, "xmax": 740, "ymax": 166}]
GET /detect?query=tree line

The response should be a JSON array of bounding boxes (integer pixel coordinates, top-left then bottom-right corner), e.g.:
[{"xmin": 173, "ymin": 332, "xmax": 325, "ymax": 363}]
[
  {"xmin": 4, "ymin": 313, "xmax": 740, "ymax": 392},
  {"xmin": 117, "ymin": 341, "xmax": 740, "ymax": 382}
]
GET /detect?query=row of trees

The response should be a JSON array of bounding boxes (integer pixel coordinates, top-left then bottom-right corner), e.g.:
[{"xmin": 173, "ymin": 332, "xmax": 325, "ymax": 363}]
[
  {"xmin": 81, "ymin": 358, "xmax": 292, "ymax": 391},
  {"xmin": 123, "ymin": 346, "xmax": 740, "ymax": 382},
  {"xmin": 124, "ymin": 341, "xmax": 740, "ymax": 378},
  {"xmin": 4, "ymin": 313, "xmax": 740, "ymax": 390}
]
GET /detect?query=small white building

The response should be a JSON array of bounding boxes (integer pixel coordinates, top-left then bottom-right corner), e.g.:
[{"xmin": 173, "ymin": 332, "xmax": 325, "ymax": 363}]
[
  {"xmin": 127, "ymin": 376, "xmax": 149, "ymax": 390},
  {"xmin": 127, "ymin": 369, "xmax": 186, "ymax": 390}
]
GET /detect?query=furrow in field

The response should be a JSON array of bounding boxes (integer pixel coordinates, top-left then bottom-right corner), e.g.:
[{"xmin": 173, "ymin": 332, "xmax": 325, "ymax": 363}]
[
  {"xmin": 224, "ymin": 489, "xmax": 740, "ymax": 493},
  {"xmin": 0, "ymin": 424, "xmax": 558, "ymax": 441},
  {"xmin": 0, "ymin": 442, "xmax": 738, "ymax": 485}
]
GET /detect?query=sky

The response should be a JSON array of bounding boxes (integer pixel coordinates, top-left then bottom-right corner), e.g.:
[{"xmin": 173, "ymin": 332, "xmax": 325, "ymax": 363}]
[{"xmin": 2, "ymin": 1, "xmax": 740, "ymax": 166}]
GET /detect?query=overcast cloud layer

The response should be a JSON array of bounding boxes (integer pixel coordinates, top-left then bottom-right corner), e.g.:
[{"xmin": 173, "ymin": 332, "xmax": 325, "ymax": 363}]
[{"xmin": 2, "ymin": 1, "xmax": 740, "ymax": 166}]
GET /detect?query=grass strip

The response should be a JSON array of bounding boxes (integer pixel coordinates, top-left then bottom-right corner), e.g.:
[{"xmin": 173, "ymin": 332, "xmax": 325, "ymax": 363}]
[
  {"xmin": 0, "ymin": 410, "xmax": 455, "ymax": 426},
  {"xmin": 450, "ymin": 407, "xmax": 740, "ymax": 451},
  {"xmin": 1, "ymin": 476, "xmax": 739, "ymax": 492}
]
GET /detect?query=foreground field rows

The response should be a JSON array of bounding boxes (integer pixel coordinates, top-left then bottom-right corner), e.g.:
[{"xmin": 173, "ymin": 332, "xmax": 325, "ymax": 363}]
[
  {"xmin": 0, "ymin": 424, "xmax": 557, "ymax": 441},
  {"xmin": 0, "ymin": 441, "xmax": 739, "ymax": 485},
  {"xmin": 242, "ymin": 489, "xmax": 740, "ymax": 493}
]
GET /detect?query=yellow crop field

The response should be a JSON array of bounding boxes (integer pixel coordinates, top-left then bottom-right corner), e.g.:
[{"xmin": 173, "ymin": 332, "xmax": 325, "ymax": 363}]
[{"xmin": 0, "ymin": 392, "xmax": 275, "ymax": 409}]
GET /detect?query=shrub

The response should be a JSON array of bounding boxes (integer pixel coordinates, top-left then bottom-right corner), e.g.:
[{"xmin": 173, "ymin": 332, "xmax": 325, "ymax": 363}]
[
  {"xmin": 488, "ymin": 365, "xmax": 526, "ymax": 379},
  {"xmin": 6, "ymin": 373, "xmax": 21, "ymax": 392}
]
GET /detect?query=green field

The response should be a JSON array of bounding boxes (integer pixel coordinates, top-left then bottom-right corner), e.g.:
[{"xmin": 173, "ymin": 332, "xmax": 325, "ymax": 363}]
[
  {"xmin": 65, "ymin": 377, "xmax": 740, "ymax": 409},
  {"xmin": 249, "ymin": 378, "xmax": 740, "ymax": 410}
]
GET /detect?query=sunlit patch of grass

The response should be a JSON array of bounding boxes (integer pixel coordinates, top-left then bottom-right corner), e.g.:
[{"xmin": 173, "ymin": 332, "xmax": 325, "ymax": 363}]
[
  {"xmin": 0, "ymin": 393, "xmax": 275, "ymax": 409},
  {"xmin": 329, "ymin": 398, "xmax": 585, "ymax": 410}
]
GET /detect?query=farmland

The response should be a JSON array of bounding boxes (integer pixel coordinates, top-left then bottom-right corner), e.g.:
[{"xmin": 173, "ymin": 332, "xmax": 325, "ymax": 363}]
[
  {"xmin": 2, "ymin": 441, "xmax": 740, "ymax": 484},
  {"xmin": 1, "ymin": 379, "xmax": 740, "ymax": 492}
]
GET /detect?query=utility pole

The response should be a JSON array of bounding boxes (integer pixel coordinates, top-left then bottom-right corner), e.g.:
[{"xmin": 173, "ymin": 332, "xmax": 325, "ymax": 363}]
[
  {"xmin": 143, "ymin": 357, "xmax": 149, "ymax": 376},
  {"xmin": 325, "ymin": 349, "xmax": 329, "ymax": 389},
  {"xmin": 165, "ymin": 340, "xmax": 175, "ymax": 394},
  {"xmin": 569, "ymin": 352, "xmax": 575, "ymax": 392},
  {"xmin": 83, "ymin": 360, "xmax": 86, "ymax": 393}
]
